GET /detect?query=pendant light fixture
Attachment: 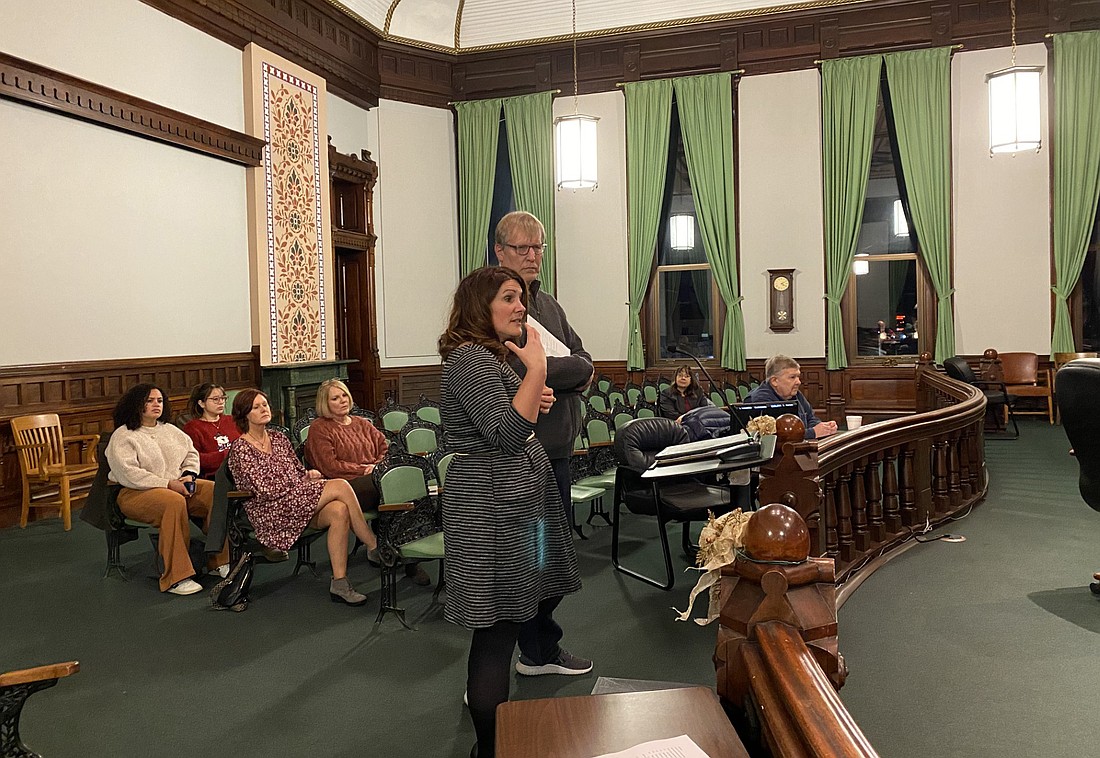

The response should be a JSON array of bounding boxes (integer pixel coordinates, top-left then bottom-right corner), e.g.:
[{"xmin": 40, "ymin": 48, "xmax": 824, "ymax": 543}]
[
  {"xmin": 555, "ymin": 0, "xmax": 598, "ymax": 190},
  {"xmin": 986, "ymin": 0, "xmax": 1043, "ymax": 155},
  {"xmin": 669, "ymin": 214, "xmax": 695, "ymax": 251}
]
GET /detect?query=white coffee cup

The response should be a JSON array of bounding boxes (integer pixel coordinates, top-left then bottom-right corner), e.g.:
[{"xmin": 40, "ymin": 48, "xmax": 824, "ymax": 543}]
[{"xmin": 845, "ymin": 415, "xmax": 863, "ymax": 430}]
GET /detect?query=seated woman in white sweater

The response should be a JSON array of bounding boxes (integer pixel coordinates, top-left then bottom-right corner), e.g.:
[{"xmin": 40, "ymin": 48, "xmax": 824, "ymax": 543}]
[{"xmin": 105, "ymin": 383, "xmax": 230, "ymax": 596}]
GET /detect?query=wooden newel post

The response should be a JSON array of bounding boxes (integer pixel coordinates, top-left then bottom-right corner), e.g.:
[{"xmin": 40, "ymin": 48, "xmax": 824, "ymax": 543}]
[
  {"xmin": 756, "ymin": 415, "xmax": 826, "ymax": 555},
  {"xmin": 713, "ymin": 504, "xmax": 846, "ymax": 715},
  {"xmin": 915, "ymin": 351, "xmax": 936, "ymax": 413}
]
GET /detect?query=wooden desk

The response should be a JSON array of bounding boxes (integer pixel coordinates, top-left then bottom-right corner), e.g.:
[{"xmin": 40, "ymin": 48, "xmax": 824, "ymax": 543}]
[{"xmin": 496, "ymin": 686, "xmax": 750, "ymax": 757}]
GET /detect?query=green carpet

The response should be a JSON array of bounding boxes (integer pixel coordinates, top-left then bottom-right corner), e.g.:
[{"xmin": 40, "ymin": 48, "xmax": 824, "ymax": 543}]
[
  {"xmin": 4, "ymin": 419, "xmax": 1094, "ymax": 756},
  {"xmin": 839, "ymin": 419, "xmax": 1100, "ymax": 757}
]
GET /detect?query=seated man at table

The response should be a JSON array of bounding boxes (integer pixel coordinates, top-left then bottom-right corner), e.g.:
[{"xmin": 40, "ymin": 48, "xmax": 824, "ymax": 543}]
[{"xmin": 745, "ymin": 355, "xmax": 837, "ymax": 440}]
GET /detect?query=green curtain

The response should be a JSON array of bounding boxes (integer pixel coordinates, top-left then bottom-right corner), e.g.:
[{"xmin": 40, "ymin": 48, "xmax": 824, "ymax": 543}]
[
  {"xmin": 884, "ymin": 47, "xmax": 955, "ymax": 363},
  {"xmin": 624, "ymin": 80, "xmax": 673, "ymax": 369},
  {"xmin": 673, "ymin": 73, "xmax": 746, "ymax": 370},
  {"xmin": 822, "ymin": 55, "xmax": 882, "ymax": 369},
  {"xmin": 455, "ymin": 98, "xmax": 502, "ymax": 276},
  {"xmin": 503, "ymin": 92, "xmax": 557, "ymax": 295},
  {"xmin": 1052, "ymin": 31, "xmax": 1100, "ymax": 353}
]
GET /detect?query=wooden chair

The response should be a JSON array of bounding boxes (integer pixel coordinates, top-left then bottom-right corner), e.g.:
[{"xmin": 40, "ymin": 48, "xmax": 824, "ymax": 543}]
[
  {"xmin": 999, "ymin": 351, "xmax": 1054, "ymax": 424},
  {"xmin": 10, "ymin": 414, "xmax": 98, "ymax": 530},
  {"xmin": 1, "ymin": 661, "xmax": 80, "ymax": 757}
]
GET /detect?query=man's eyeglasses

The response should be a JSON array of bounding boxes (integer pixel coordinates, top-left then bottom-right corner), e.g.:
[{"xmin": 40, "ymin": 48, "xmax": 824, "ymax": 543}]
[{"xmin": 502, "ymin": 243, "xmax": 545, "ymax": 256}]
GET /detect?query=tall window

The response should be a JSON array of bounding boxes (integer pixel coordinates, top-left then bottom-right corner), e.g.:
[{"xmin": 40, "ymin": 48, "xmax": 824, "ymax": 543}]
[
  {"xmin": 843, "ymin": 81, "xmax": 933, "ymax": 362},
  {"xmin": 646, "ymin": 101, "xmax": 720, "ymax": 362},
  {"xmin": 487, "ymin": 113, "xmax": 515, "ymax": 265}
]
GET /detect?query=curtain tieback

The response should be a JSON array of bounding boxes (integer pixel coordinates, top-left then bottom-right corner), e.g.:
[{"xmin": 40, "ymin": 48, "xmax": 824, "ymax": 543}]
[
  {"xmin": 937, "ymin": 288, "xmax": 956, "ymax": 300},
  {"xmin": 824, "ymin": 294, "xmax": 842, "ymax": 305}
]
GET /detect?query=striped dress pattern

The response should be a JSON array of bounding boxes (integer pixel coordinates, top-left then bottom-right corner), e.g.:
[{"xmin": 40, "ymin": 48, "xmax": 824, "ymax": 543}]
[{"xmin": 440, "ymin": 344, "xmax": 582, "ymax": 629}]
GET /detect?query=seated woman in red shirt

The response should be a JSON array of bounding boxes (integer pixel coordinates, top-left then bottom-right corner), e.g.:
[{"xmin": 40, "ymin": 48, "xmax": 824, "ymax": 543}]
[
  {"xmin": 182, "ymin": 383, "xmax": 239, "ymax": 479},
  {"xmin": 305, "ymin": 379, "xmax": 430, "ymax": 586}
]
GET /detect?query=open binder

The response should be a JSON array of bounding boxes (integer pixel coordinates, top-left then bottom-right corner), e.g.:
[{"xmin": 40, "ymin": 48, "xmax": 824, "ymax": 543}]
[{"xmin": 653, "ymin": 432, "xmax": 762, "ymax": 466}]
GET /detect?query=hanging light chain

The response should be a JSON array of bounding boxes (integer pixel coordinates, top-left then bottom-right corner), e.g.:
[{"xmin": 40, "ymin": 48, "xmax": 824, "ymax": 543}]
[
  {"xmin": 1010, "ymin": 0, "xmax": 1017, "ymax": 65},
  {"xmin": 572, "ymin": 0, "xmax": 580, "ymax": 113}
]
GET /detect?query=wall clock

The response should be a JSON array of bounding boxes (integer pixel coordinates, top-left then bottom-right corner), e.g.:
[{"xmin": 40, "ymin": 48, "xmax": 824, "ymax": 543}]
[{"xmin": 768, "ymin": 269, "xmax": 794, "ymax": 333}]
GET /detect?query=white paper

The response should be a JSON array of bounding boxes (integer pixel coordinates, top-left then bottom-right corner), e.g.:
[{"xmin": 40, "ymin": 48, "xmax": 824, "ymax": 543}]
[
  {"xmin": 526, "ymin": 315, "xmax": 571, "ymax": 357},
  {"xmin": 655, "ymin": 432, "xmax": 750, "ymax": 462},
  {"xmin": 592, "ymin": 734, "xmax": 710, "ymax": 758}
]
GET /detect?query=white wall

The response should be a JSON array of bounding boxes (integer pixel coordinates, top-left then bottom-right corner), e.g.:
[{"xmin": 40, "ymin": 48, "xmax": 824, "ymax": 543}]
[
  {"xmin": 0, "ymin": 0, "xmax": 243, "ymax": 130},
  {"xmin": 953, "ymin": 43, "xmax": 1051, "ymax": 355},
  {"xmin": 553, "ymin": 91, "xmax": 630, "ymax": 361},
  {"xmin": 0, "ymin": 0, "xmax": 250, "ymax": 365},
  {"xmin": 373, "ymin": 100, "xmax": 460, "ymax": 367},
  {"xmin": 0, "ymin": 103, "xmax": 251, "ymax": 364},
  {"xmin": 738, "ymin": 69, "xmax": 827, "ymax": 360},
  {"xmin": 327, "ymin": 94, "xmax": 373, "ymax": 157}
]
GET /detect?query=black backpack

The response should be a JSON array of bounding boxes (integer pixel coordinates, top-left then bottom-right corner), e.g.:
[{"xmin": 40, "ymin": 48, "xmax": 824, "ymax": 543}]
[{"xmin": 210, "ymin": 552, "xmax": 254, "ymax": 612}]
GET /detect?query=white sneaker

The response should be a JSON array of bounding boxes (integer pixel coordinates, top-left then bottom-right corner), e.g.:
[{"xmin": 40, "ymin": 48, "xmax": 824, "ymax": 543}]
[
  {"xmin": 167, "ymin": 578, "xmax": 203, "ymax": 595},
  {"xmin": 210, "ymin": 564, "xmax": 230, "ymax": 579}
]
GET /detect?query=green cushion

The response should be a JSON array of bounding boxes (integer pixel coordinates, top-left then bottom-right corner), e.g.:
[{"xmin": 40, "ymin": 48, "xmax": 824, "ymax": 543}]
[
  {"xmin": 399, "ymin": 531, "xmax": 444, "ymax": 560},
  {"xmin": 570, "ymin": 484, "xmax": 604, "ymax": 504},
  {"xmin": 577, "ymin": 472, "xmax": 616, "ymax": 490}
]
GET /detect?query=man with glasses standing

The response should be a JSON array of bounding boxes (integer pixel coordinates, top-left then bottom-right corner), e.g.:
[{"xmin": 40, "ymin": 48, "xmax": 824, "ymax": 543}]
[{"xmin": 493, "ymin": 210, "xmax": 594, "ymax": 678}]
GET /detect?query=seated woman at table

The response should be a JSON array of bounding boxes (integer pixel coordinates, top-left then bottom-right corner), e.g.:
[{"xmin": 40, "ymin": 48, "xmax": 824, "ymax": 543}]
[
  {"xmin": 106, "ymin": 383, "xmax": 230, "ymax": 596},
  {"xmin": 305, "ymin": 379, "xmax": 431, "ymax": 586},
  {"xmin": 182, "ymin": 383, "xmax": 239, "ymax": 479},
  {"xmin": 227, "ymin": 388, "xmax": 380, "ymax": 606},
  {"xmin": 658, "ymin": 365, "xmax": 713, "ymax": 421}
]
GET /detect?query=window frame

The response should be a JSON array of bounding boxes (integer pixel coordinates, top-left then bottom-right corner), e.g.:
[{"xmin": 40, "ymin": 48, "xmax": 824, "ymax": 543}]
[
  {"xmin": 841, "ymin": 251, "xmax": 936, "ymax": 365},
  {"xmin": 645, "ymin": 261, "xmax": 725, "ymax": 368}
]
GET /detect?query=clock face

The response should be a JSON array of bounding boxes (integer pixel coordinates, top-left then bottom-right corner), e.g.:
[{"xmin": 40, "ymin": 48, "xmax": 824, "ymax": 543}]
[{"xmin": 773, "ymin": 276, "xmax": 790, "ymax": 292}]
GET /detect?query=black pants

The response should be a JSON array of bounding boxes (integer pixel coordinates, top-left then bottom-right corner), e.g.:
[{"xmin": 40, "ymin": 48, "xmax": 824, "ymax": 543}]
[
  {"xmin": 468, "ymin": 596, "xmax": 563, "ymax": 758},
  {"xmin": 550, "ymin": 456, "xmax": 573, "ymax": 528}
]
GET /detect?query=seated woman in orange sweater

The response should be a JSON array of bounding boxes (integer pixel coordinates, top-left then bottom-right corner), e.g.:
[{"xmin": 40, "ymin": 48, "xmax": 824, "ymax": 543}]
[
  {"xmin": 304, "ymin": 379, "xmax": 430, "ymax": 586},
  {"xmin": 182, "ymin": 383, "xmax": 239, "ymax": 479}
]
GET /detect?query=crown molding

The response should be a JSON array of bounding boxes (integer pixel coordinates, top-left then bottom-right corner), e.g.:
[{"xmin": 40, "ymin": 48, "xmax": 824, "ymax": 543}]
[{"xmin": 0, "ymin": 52, "xmax": 264, "ymax": 166}]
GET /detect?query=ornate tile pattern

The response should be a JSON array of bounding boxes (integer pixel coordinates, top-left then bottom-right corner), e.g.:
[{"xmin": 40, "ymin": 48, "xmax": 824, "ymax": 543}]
[{"xmin": 260, "ymin": 62, "xmax": 327, "ymax": 364}]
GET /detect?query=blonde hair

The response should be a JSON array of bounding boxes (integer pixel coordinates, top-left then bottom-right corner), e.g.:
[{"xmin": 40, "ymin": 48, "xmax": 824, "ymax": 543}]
[
  {"xmin": 316, "ymin": 378, "xmax": 354, "ymax": 418},
  {"xmin": 494, "ymin": 211, "xmax": 545, "ymax": 246}
]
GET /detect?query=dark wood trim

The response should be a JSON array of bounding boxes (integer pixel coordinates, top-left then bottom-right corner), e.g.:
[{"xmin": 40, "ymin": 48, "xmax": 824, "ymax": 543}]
[
  {"xmin": 139, "ymin": 0, "xmax": 381, "ymax": 109},
  {"xmin": 376, "ymin": 365, "xmax": 443, "ymax": 408},
  {"xmin": 139, "ymin": 0, "xmax": 1100, "ymax": 109},
  {"xmin": 0, "ymin": 52, "xmax": 265, "ymax": 166},
  {"xmin": 0, "ymin": 350, "xmax": 261, "ymax": 529}
]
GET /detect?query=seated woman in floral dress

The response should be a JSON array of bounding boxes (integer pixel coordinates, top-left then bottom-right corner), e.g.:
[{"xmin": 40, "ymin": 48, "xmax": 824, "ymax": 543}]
[{"xmin": 227, "ymin": 388, "xmax": 380, "ymax": 606}]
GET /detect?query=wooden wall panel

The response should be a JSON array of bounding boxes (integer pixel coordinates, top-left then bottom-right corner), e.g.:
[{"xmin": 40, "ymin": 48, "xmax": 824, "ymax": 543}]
[{"xmin": 0, "ymin": 350, "xmax": 259, "ymax": 529}]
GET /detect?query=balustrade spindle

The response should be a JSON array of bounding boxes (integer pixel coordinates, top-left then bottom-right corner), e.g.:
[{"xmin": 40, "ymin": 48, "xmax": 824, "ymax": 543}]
[
  {"xmin": 968, "ymin": 422, "xmax": 984, "ymax": 494},
  {"xmin": 835, "ymin": 468, "xmax": 855, "ymax": 562},
  {"xmin": 932, "ymin": 438, "xmax": 950, "ymax": 515},
  {"xmin": 865, "ymin": 454, "xmax": 885, "ymax": 542},
  {"xmin": 824, "ymin": 474, "xmax": 839, "ymax": 559},
  {"xmin": 850, "ymin": 460, "xmax": 870, "ymax": 551},
  {"xmin": 947, "ymin": 431, "xmax": 962, "ymax": 508},
  {"xmin": 900, "ymin": 444, "xmax": 918, "ymax": 527},
  {"xmin": 882, "ymin": 447, "xmax": 901, "ymax": 533},
  {"xmin": 958, "ymin": 428, "xmax": 973, "ymax": 499}
]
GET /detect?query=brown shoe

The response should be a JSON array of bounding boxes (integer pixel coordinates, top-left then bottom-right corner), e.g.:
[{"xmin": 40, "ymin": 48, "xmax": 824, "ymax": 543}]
[{"xmin": 405, "ymin": 563, "xmax": 432, "ymax": 587}]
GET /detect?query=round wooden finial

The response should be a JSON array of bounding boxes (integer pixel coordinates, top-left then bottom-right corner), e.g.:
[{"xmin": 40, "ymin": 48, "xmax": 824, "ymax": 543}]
[
  {"xmin": 983, "ymin": 348, "xmax": 998, "ymax": 360},
  {"xmin": 918, "ymin": 351, "xmax": 933, "ymax": 363},
  {"xmin": 775, "ymin": 413, "xmax": 804, "ymax": 444},
  {"xmin": 742, "ymin": 503, "xmax": 810, "ymax": 562}
]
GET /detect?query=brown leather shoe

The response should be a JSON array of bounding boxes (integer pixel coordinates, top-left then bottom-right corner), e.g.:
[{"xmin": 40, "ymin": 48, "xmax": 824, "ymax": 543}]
[{"xmin": 405, "ymin": 563, "xmax": 432, "ymax": 586}]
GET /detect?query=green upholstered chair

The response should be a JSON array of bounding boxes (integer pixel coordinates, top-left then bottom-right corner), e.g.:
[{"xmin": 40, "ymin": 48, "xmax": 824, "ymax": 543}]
[
  {"xmin": 400, "ymin": 420, "xmax": 441, "ymax": 456},
  {"xmin": 372, "ymin": 452, "xmax": 445, "ymax": 629},
  {"xmin": 377, "ymin": 397, "xmax": 412, "ymax": 433},
  {"xmin": 413, "ymin": 394, "xmax": 442, "ymax": 426}
]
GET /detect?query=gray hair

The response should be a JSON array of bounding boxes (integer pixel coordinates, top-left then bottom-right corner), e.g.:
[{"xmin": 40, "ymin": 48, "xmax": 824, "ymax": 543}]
[{"xmin": 764, "ymin": 355, "xmax": 800, "ymax": 380}]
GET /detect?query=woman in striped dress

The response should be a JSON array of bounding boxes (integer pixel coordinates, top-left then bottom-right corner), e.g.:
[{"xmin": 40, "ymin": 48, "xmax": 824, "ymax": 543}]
[{"xmin": 439, "ymin": 266, "xmax": 582, "ymax": 758}]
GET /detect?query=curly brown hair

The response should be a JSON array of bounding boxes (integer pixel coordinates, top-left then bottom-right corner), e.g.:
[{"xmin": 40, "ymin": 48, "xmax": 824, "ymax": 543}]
[{"xmin": 438, "ymin": 266, "xmax": 527, "ymax": 362}]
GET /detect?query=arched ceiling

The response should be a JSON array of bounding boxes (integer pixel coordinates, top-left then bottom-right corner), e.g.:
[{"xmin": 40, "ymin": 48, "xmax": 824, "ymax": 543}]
[{"xmin": 330, "ymin": 0, "xmax": 872, "ymax": 53}]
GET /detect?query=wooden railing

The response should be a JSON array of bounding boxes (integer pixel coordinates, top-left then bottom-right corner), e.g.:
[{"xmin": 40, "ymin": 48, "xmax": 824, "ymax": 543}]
[{"xmin": 757, "ymin": 355, "xmax": 988, "ymax": 585}]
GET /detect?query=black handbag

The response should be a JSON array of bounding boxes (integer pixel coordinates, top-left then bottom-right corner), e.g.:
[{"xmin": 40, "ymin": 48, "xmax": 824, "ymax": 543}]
[{"xmin": 210, "ymin": 552, "xmax": 254, "ymax": 612}]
